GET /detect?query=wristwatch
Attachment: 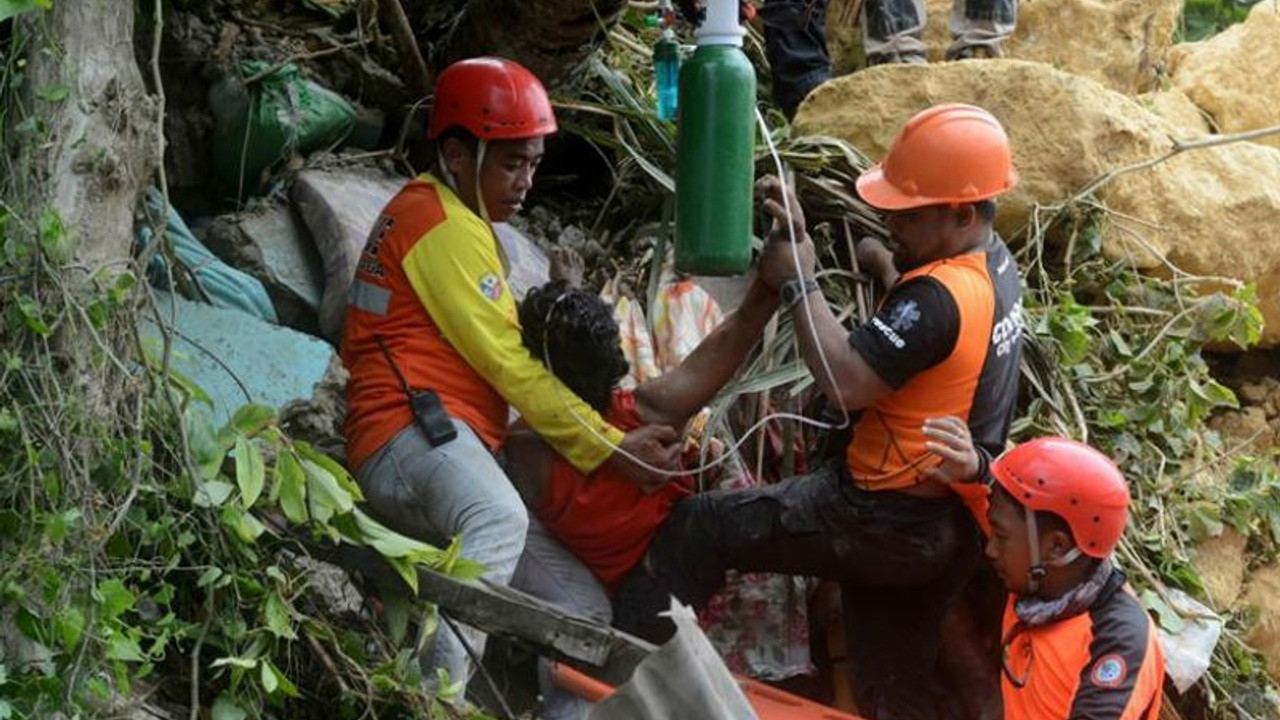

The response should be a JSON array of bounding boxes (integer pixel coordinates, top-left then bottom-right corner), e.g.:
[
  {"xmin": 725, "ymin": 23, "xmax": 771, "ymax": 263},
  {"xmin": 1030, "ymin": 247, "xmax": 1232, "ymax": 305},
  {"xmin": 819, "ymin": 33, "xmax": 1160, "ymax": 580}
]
[{"xmin": 780, "ymin": 277, "xmax": 820, "ymax": 308}]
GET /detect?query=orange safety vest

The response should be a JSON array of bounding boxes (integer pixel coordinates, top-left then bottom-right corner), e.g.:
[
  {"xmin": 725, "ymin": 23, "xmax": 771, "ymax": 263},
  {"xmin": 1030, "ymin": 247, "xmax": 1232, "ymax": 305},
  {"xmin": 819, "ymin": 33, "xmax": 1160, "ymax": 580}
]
[
  {"xmin": 1001, "ymin": 577, "xmax": 1164, "ymax": 719},
  {"xmin": 847, "ymin": 251, "xmax": 999, "ymax": 490}
]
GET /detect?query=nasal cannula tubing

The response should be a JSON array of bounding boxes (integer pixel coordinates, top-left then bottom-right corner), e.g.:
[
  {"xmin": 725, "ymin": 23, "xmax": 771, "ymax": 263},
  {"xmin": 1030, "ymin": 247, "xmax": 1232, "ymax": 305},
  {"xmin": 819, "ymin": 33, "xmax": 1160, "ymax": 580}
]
[{"xmin": 539, "ymin": 109, "xmax": 858, "ymax": 479}]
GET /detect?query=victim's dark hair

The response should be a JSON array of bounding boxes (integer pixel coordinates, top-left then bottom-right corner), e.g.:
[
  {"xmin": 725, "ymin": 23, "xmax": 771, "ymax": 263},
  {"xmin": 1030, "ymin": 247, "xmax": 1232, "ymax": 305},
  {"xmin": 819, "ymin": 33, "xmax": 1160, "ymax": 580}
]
[{"xmin": 519, "ymin": 280, "xmax": 630, "ymax": 414}]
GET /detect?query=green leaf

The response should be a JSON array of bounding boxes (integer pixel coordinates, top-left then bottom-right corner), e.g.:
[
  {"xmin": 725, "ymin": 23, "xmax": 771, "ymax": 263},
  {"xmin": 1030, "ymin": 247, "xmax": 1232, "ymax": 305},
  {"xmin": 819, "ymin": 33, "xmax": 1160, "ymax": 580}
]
[
  {"xmin": 211, "ymin": 694, "xmax": 249, "ymax": 720},
  {"xmin": 1140, "ymin": 589, "xmax": 1186, "ymax": 634},
  {"xmin": 35, "ymin": 84, "xmax": 69, "ymax": 102},
  {"xmin": 211, "ymin": 656, "xmax": 259, "ymax": 670},
  {"xmin": 193, "ymin": 480, "xmax": 236, "ymax": 508},
  {"xmin": 262, "ymin": 591, "xmax": 297, "ymax": 640},
  {"xmin": 226, "ymin": 404, "xmax": 275, "ymax": 437},
  {"xmin": 234, "ymin": 437, "xmax": 265, "ymax": 508},
  {"xmin": 276, "ymin": 451, "xmax": 308, "ymax": 524},
  {"xmin": 15, "ymin": 295, "xmax": 51, "ymax": 335},
  {"xmin": 184, "ymin": 408, "xmax": 225, "ymax": 479},
  {"xmin": 303, "ymin": 459, "xmax": 354, "ymax": 523},
  {"xmin": 0, "ymin": 0, "xmax": 51, "ymax": 23},
  {"xmin": 105, "ymin": 632, "xmax": 145, "ymax": 662},
  {"xmin": 95, "ymin": 579, "xmax": 135, "ymax": 620},
  {"xmin": 297, "ymin": 444, "xmax": 364, "ymax": 502},
  {"xmin": 260, "ymin": 659, "xmax": 299, "ymax": 697},
  {"xmin": 53, "ymin": 606, "xmax": 85, "ymax": 649},
  {"xmin": 221, "ymin": 504, "xmax": 266, "ymax": 543},
  {"xmin": 1184, "ymin": 501, "xmax": 1225, "ymax": 542}
]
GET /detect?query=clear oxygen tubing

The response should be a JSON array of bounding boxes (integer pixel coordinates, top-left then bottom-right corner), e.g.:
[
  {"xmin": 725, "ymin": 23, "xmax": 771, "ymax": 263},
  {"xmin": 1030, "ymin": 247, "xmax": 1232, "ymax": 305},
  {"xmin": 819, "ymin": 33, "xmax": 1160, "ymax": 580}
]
[{"xmin": 540, "ymin": 109, "xmax": 862, "ymax": 479}]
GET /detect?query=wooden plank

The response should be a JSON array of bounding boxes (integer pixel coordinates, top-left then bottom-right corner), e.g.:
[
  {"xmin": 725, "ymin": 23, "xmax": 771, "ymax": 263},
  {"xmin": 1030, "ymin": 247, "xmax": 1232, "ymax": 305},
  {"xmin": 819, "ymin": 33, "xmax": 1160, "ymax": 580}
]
[{"xmin": 312, "ymin": 542, "xmax": 655, "ymax": 687}]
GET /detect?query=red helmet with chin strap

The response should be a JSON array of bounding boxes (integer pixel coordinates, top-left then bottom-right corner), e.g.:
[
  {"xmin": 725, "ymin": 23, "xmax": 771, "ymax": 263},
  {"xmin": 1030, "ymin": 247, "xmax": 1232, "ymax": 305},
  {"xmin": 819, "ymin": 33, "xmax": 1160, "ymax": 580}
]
[
  {"xmin": 990, "ymin": 437, "xmax": 1130, "ymax": 559},
  {"xmin": 428, "ymin": 57, "xmax": 557, "ymax": 141}
]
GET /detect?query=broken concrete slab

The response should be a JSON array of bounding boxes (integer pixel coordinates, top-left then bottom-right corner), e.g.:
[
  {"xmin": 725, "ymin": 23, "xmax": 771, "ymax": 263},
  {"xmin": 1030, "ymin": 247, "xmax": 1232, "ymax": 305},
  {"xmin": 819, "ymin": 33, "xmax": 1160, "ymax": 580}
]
[
  {"xmin": 493, "ymin": 221, "xmax": 551, "ymax": 301},
  {"xmin": 203, "ymin": 205, "xmax": 326, "ymax": 336},
  {"xmin": 292, "ymin": 166, "xmax": 407, "ymax": 345},
  {"xmin": 142, "ymin": 291, "xmax": 335, "ymax": 428}
]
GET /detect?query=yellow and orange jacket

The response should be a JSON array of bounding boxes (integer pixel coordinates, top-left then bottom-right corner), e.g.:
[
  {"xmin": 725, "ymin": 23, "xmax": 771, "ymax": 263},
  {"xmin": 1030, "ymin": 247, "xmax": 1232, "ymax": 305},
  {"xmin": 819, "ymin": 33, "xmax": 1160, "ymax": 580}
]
[
  {"xmin": 340, "ymin": 174, "xmax": 623, "ymax": 472},
  {"xmin": 1001, "ymin": 570, "xmax": 1165, "ymax": 720}
]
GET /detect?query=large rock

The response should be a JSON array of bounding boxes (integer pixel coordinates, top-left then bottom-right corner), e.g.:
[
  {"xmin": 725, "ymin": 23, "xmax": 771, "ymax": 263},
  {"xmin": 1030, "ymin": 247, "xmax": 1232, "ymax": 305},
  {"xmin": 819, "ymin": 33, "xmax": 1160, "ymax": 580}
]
[
  {"xmin": 1138, "ymin": 88, "xmax": 1211, "ymax": 137},
  {"xmin": 1170, "ymin": 4, "xmax": 1280, "ymax": 150},
  {"xmin": 824, "ymin": 0, "xmax": 1180, "ymax": 93},
  {"xmin": 794, "ymin": 60, "xmax": 1280, "ymax": 347},
  {"xmin": 292, "ymin": 167, "xmax": 407, "ymax": 345},
  {"xmin": 141, "ymin": 292, "xmax": 335, "ymax": 428},
  {"xmin": 203, "ymin": 205, "xmax": 326, "ymax": 335},
  {"xmin": 1191, "ymin": 528, "xmax": 1248, "ymax": 609},
  {"xmin": 1243, "ymin": 564, "xmax": 1280, "ymax": 684},
  {"xmin": 1005, "ymin": 0, "xmax": 1181, "ymax": 93}
]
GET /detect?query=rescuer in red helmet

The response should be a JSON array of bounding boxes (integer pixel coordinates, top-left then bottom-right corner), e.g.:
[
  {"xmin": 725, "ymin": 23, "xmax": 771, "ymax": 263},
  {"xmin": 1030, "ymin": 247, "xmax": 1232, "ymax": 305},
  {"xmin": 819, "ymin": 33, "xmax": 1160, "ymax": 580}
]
[
  {"xmin": 339, "ymin": 57, "xmax": 681, "ymax": 708},
  {"xmin": 922, "ymin": 422, "xmax": 1166, "ymax": 719}
]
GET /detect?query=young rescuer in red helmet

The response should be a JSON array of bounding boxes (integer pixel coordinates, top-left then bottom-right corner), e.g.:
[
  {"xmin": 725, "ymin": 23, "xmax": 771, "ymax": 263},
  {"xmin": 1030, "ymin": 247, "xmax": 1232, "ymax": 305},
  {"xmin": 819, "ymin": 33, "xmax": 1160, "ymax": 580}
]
[
  {"xmin": 922, "ymin": 417, "xmax": 1166, "ymax": 719},
  {"xmin": 339, "ymin": 57, "xmax": 681, "ymax": 706}
]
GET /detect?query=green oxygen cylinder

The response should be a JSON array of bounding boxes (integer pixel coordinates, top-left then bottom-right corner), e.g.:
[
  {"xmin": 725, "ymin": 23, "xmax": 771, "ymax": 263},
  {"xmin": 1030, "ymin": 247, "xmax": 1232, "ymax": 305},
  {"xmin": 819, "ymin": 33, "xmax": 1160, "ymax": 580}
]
[{"xmin": 674, "ymin": 5, "xmax": 756, "ymax": 276}]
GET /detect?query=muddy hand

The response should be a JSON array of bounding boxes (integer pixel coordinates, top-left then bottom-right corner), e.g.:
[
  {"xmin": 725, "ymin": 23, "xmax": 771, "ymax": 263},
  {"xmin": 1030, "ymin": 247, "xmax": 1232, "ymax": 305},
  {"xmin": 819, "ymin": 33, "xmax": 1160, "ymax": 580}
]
[
  {"xmin": 755, "ymin": 175, "xmax": 807, "ymax": 244},
  {"xmin": 610, "ymin": 424, "xmax": 682, "ymax": 493},
  {"xmin": 921, "ymin": 416, "xmax": 980, "ymax": 484},
  {"xmin": 549, "ymin": 246, "xmax": 585, "ymax": 288}
]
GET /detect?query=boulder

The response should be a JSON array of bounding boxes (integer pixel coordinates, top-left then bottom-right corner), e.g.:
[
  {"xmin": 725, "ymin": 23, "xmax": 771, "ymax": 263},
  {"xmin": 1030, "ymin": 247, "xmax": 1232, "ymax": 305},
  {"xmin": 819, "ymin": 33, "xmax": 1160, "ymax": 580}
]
[
  {"xmin": 1138, "ymin": 88, "xmax": 1211, "ymax": 137},
  {"xmin": 492, "ymin": 221, "xmax": 551, "ymax": 301},
  {"xmin": 794, "ymin": 60, "xmax": 1280, "ymax": 347},
  {"xmin": 292, "ymin": 167, "xmax": 407, "ymax": 345},
  {"xmin": 1191, "ymin": 527, "xmax": 1248, "ymax": 609},
  {"xmin": 1005, "ymin": 0, "xmax": 1181, "ymax": 93},
  {"xmin": 1243, "ymin": 564, "xmax": 1280, "ymax": 683},
  {"xmin": 824, "ymin": 0, "xmax": 1180, "ymax": 92},
  {"xmin": 1208, "ymin": 407, "xmax": 1277, "ymax": 455},
  {"xmin": 203, "ymin": 205, "xmax": 326, "ymax": 335},
  {"xmin": 141, "ymin": 292, "xmax": 335, "ymax": 428},
  {"xmin": 1170, "ymin": 4, "xmax": 1280, "ymax": 150}
]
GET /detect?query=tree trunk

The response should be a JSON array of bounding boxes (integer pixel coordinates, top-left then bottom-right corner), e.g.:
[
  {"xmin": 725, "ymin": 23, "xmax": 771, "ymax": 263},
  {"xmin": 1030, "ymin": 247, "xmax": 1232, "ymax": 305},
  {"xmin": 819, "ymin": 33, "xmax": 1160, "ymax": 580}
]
[
  {"xmin": 20, "ymin": 1, "xmax": 159, "ymax": 267},
  {"xmin": 433, "ymin": 0, "xmax": 629, "ymax": 86}
]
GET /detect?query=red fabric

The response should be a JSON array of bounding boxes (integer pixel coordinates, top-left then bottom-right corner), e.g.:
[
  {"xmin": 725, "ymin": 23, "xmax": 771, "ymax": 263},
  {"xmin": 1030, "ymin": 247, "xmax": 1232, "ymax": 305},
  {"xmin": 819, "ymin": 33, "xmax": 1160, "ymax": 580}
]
[{"xmin": 537, "ymin": 390, "xmax": 693, "ymax": 592}]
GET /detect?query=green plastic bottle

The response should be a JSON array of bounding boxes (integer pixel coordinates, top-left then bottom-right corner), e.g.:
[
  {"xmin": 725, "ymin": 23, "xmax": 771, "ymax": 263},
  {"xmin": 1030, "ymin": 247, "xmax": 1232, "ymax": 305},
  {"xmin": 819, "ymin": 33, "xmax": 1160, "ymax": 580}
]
[{"xmin": 674, "ymin": 5, "xmax": 756, "ymax": 276}]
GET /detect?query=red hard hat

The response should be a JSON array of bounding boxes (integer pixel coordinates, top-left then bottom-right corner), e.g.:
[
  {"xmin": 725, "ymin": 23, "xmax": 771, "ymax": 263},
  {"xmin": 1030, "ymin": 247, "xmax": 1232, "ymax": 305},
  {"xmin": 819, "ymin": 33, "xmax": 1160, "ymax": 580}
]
[
  {"xmin": 856, "ymin": 103, "xmax": 1018, "ymax": 211},
  {"xmin": 989, "ymin": 438, "xmax": 1130, "ymax": 558},
  {"xmin": 428, "ymin": 57, "xmax": 557, "ymax": 141}
]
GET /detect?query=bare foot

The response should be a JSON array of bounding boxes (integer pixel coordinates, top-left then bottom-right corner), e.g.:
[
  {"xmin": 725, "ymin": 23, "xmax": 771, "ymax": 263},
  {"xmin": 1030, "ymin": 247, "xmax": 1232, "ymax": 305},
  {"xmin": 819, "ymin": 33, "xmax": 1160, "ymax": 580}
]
[{"xmin": 549, "ymin": 246, "xmax": 585, "ymax": 288}]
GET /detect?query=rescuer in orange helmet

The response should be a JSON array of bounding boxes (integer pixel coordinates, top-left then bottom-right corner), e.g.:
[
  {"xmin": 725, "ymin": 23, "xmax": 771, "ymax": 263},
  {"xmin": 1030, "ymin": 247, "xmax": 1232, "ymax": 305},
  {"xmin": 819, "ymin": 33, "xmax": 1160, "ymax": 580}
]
[
  {"xmin": 610, "ymin": 103, "xmax": 1025, "ymax": 719},
  {"xmin": 922, "ymin": 423, "xmax": 1166, "ymax": 720}
]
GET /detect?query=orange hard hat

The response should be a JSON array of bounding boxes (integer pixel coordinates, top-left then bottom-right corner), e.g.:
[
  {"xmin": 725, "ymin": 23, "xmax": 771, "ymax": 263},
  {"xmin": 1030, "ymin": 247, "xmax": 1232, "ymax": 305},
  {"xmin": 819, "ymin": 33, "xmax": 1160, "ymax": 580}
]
[
  {"xmin": 856, "ymin": 103, "xmax": 1018, "ymax": 211},
  {"xmin": 428, "ymin": 57, "xmax": 557, "ymax": 141},
  {"xmin": 990, "ymin": 438, "xmax": 1130, "ymax": 559}
]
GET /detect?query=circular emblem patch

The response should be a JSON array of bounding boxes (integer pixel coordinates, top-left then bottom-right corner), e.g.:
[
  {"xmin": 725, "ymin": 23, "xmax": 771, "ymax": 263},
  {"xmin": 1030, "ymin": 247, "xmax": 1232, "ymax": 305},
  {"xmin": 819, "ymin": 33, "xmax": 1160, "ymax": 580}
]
[
  {"xmin": 478, "ymin": 273, "xmax": 503, "ymax": 301},
  {"xmin": 1090, "ymin": 653, "xmax": 1127, "ymax": 688}
]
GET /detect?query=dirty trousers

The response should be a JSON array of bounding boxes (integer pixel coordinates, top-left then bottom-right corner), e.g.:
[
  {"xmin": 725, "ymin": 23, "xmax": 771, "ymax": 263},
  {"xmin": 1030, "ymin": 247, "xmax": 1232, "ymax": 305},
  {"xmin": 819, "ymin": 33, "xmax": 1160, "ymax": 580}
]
[
  {"xmin": 356, "ymin": 421, "xmax": 529, "ymax": 702},
  {"xmin": 612, "ymin": 462, "xmax": 979, "ymax": 720}
]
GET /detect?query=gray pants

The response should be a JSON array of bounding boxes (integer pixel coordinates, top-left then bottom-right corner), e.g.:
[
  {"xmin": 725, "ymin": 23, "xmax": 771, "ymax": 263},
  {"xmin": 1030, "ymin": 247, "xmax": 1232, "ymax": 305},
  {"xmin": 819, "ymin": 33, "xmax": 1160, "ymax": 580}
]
[
  {"xmin": 510, "ymin": 518, "xmax": 613, "ymax": 720},
  {"xmin": 356, "ymin": 421, "xmax": 530, "ymax": 703},
  {"xmin": 862, "ymin": 0, "xmax": 1017, "ymax": 63}
]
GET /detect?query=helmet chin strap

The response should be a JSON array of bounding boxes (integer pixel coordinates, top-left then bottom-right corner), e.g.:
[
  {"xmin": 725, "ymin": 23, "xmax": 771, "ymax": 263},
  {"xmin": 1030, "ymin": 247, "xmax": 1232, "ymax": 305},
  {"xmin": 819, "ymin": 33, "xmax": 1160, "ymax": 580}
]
[
  {"xmin": 437, "ymin": 139, "xmax": 491, "ymax": 223},
  {"xmin": 474, "ymin": 139, "xmax": 490, "ymax": 224},
  {"xmin": 1024, "ymin": 507, "xmax": 1084, "ymax": 595}
]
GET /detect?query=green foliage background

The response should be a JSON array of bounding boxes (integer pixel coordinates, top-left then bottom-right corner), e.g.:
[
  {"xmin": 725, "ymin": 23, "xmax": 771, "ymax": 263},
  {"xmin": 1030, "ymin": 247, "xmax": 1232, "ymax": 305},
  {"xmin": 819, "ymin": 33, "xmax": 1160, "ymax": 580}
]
[{"xmin": 0, "ymin": 1, "xmax": 1277, "ymax": 720}]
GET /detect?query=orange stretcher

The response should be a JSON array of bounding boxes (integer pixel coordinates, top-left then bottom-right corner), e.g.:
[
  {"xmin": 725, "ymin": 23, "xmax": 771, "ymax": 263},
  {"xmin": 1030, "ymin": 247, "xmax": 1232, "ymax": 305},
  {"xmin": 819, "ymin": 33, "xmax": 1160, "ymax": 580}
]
[{"xmin": 551, "ymin": 662, "xmax": 868, "ymax": 720}]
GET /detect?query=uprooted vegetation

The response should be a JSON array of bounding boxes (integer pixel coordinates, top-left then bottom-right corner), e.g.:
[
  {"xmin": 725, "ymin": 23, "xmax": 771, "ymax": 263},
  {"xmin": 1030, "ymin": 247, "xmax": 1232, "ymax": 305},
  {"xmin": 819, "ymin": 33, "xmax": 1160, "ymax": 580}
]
[{"xmin": 2, "ymin": 1, "xmax": 1280, "ymax": 719}]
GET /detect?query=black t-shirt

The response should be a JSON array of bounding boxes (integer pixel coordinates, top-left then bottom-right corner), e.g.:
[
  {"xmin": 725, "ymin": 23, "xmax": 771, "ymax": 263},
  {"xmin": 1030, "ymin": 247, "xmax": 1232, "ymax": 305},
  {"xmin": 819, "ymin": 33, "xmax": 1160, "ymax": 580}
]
[{"xmin": 848, "ymin": 277, "xmax": 960, "ymax": 389}]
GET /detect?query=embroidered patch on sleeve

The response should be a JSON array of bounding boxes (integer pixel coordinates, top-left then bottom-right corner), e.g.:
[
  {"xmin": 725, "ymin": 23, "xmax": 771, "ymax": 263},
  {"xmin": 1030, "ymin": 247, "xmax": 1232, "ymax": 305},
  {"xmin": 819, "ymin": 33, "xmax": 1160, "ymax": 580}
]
[
  {"xmin": 479, "ymin": 273, "xmax": 504, "ymax": 301},
  {"xmin": 1090, "ymin": 653, "xmax": 1128, "ymax": 688}
]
